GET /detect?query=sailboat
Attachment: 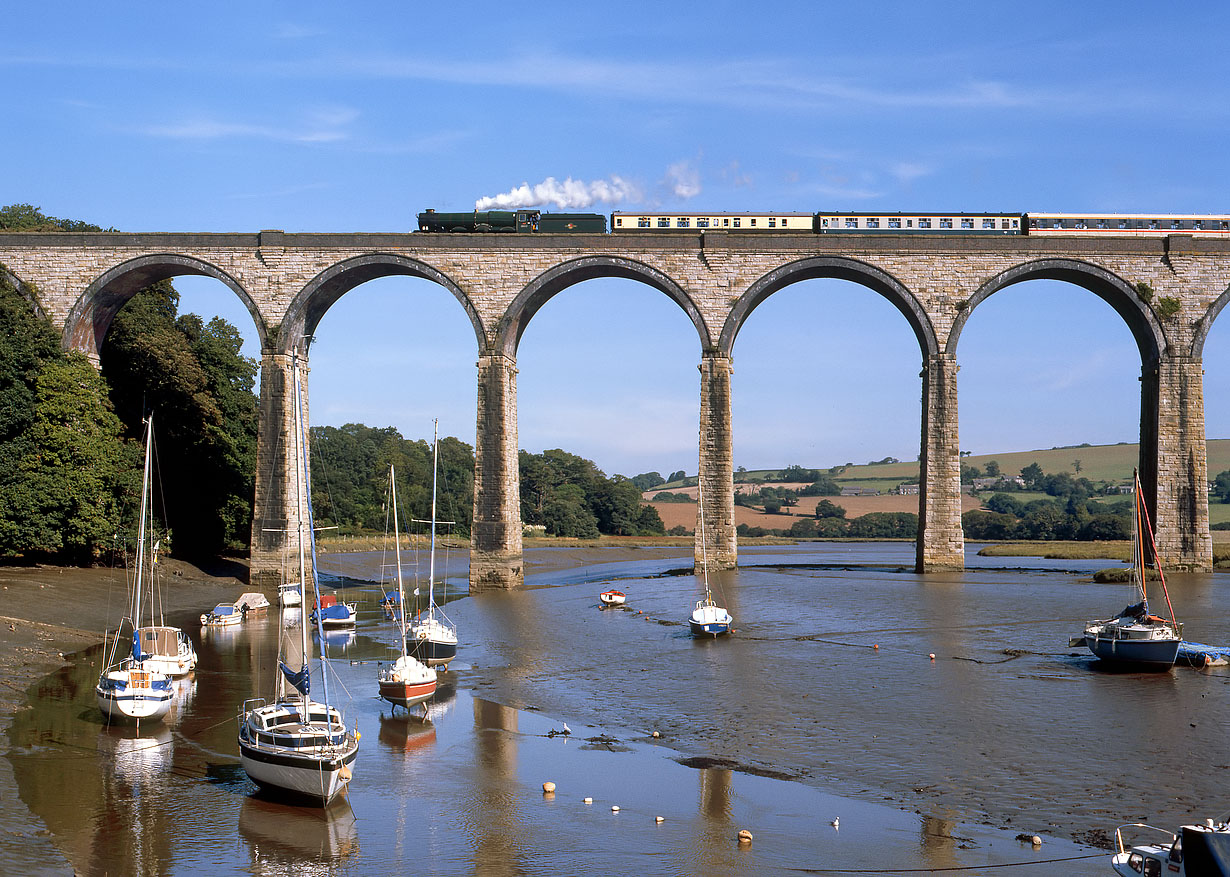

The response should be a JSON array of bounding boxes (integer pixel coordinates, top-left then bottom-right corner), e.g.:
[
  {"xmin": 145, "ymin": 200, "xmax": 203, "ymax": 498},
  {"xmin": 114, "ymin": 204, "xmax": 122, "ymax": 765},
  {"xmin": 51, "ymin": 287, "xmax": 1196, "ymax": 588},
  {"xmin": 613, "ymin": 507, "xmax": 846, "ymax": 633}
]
[
  {"xmin": 406, "ymin": 420, "xmax": 459, "ymax": 668},
  {"xmin": 1081, "ymin": 470, "xmax": 1182, "ymax": 670},
  {"xmin": 377, "ymin": 463, "xmax": 437, "ymax": 712},
  {"xmin": 237, "ymin": 353, "xmax": 358, "ymax": 804},
  {"xmin": 689, "ymin": 475, "xmax": 732, "ymax": 637},
  {"xmin": 96, "ymin": 415, "xmax": 175, "ymax": 723}
]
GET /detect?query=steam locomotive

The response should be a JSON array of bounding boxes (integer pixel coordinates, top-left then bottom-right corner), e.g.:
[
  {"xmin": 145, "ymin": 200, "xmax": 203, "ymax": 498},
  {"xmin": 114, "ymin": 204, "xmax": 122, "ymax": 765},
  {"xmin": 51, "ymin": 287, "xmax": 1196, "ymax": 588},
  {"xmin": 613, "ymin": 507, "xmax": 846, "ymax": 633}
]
[{"xmin": 417, "ymin": 209, "xmax": 1230, "ymax": 237}]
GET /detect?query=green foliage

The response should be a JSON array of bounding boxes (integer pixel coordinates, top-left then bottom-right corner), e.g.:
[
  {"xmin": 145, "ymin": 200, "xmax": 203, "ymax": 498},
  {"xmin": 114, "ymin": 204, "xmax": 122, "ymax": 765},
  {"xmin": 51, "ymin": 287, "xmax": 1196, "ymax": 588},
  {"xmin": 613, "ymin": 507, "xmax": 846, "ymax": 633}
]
[
  {"xmin": 814, "ymin": 499, "xmax": 846, "ymax": 519},
  {"xmin": 309, "ymin": 424, "xmax": 474, "ymax": 535},
  {"xmin": 666, "ymin": 469, "xmax": 687, "ymax": 484},
  {"xmin": 1214, "ymin": 470, "xmax": 1230, "ymax": 504},
  {"xmin": 101, "ymin": 282, "xmax": 260, "ymax": 557},
  {"xmin": 798, "ymin": 475, "xmax": 841, "ymax": 495},
  {"xmin": 0, "ymin": 274, "xmax": 137, "ymax": 562},
  {"xmin": 847, "ymin": 512, "xmax": 918, "ymax": 538},
  {"xmin": 520, "ymin": 448, "xmax": 663, "ymax": 537},
  {"xmin": 1155, "ymin": 296, "xmax": 1182, "ymax": 320},
  {"xmin": 778, "ymin": 464, "xmax": 821, "ymax": 483},
  {"xmin": 0, "ymin": 203, "xmax": 115, "ymax": 232},
  {"xmin": 631, "ymin": 471, "xmax": 665, "ymax": 491},
  {"xmin": 652, "ymin": 491, "xmax": 694, "ymax": 503},
  {"xmin": 1134, "ymin": 280, "xmax": 1154, "ymax": 303},
  {"xmin": 1020, "ymin": 462, "xmax": 1044, "ymax": 488}
]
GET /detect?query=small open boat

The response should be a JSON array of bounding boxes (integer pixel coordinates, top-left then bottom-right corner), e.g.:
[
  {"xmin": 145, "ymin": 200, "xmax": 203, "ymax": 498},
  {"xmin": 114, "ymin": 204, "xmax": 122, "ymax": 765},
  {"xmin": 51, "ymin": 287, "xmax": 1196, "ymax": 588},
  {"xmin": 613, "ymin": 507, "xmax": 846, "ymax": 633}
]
[
  {"xmin": 201, "ymin": 602, "xmax": 244, "ymax": 627},
  {"xmin": 600, "ymin": 590, "xmax": 626, "ymax": 607}
]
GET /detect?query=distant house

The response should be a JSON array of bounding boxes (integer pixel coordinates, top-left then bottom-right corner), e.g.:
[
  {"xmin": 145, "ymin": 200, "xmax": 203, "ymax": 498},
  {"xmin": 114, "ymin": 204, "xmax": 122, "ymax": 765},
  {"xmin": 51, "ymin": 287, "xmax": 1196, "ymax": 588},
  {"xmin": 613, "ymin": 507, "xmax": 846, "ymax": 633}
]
[
  {"xmin": 896, "ymin": 483, "xmax": 919, "ymax": 495},
  {"xmin": 1112, "ymin": 483, "xmax": 1134, "ymax": 495}
]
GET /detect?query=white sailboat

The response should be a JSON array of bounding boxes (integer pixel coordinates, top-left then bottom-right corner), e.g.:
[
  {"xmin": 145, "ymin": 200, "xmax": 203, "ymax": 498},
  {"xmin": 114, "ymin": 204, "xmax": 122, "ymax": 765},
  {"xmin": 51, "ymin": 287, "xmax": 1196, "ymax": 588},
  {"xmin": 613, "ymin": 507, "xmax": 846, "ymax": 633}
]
[
  {"xmin": 1081, "ymin": 470, "xmax": 1182, "ymax": 670},
  {"xmin": 689, "ymin": 474, "xmax": 732, "ymax": 637},
  {"xmin": 407, "ymin": 420, "xmax": 458, "ymax": 668},
  {"xmin": 96, "ymin": 415, "xmax": 175, "ymax": 723},
  {"xmin": 237, "ymin": 353, "xmax": 358, "ymax": 804},
  {"xmin": 377, "ymin": 463, "xmax": 437, "ymax": 712}
]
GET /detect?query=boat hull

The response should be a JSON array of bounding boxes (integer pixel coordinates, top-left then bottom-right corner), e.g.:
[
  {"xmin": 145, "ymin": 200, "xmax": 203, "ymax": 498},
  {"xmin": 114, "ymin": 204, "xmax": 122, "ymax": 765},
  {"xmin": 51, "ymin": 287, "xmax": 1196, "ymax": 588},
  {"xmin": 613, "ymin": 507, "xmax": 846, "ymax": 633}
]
[
  {"xmin": 378, "ymin": 679, "xmax": 437, "ymax": 709},
  {"xmin": 688, "ymin": 618, "xmax": 731, "ymax": 637},
  {"xmin": 96, "ymin": 668, "xmax": 173, "ymax": 722},
  {"xmin": 278, "ymin": 583, "xmax": 302, "ymax": 607},
  {"xmin": 407, "ymin": 637, "xmax": 457, "ymax": 666},
  {"xmin": 600, "ymin": 590, "xmax": 626, "ymax": 606},
  {"xmin": 1086, "ymin": 633, "xmax": 1181, "ymax": 669},
  {"xmin": 238, "ymin": 702, "xmax": 358, "ymax": 805}
]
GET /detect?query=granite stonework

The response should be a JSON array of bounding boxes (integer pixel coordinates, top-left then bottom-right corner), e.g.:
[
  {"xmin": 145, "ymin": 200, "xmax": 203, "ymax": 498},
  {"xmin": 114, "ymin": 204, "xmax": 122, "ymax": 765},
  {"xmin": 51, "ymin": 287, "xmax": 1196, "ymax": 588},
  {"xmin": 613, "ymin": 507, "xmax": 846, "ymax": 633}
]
[{"xmin": 3, "ymin": 230, "xmax": 1228, "ymax": 583}]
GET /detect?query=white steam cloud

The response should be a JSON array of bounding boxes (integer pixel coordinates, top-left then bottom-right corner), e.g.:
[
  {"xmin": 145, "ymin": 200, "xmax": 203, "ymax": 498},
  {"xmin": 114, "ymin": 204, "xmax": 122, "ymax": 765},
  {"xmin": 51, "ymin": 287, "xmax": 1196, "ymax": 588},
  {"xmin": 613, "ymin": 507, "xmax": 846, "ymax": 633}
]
[{"xmin": 475, "ymin": 176, "xmax": 641, "ymax": 210}]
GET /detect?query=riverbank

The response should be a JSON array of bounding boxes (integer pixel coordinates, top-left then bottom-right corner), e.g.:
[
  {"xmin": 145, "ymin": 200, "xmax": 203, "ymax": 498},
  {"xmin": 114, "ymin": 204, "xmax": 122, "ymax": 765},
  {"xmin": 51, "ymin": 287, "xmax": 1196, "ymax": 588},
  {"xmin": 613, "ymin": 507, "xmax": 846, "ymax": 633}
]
[{"xmin": 0, "ymin": 558, "xmax": 251, "ymax": 874}]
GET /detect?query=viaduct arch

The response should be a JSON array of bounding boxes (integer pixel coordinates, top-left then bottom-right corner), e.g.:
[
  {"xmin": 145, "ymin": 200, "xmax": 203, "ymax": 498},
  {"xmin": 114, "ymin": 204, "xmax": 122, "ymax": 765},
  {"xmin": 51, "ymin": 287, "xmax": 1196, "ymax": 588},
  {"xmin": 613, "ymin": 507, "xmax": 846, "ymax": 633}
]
[{"xmin": 0, "ymin": 229, "xmax": 1224, "ymax": 585}]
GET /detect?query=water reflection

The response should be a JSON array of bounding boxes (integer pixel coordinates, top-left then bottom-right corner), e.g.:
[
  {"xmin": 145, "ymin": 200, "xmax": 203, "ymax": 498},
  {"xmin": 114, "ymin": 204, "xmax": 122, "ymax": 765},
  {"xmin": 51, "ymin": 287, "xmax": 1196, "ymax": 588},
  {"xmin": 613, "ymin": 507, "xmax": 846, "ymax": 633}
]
[
  {"xmin": 237, "ymin": 795, "xmax": 359, "ymax": 875},
  {"xmin": 377, "ymin": 714, "xmax": 436, "ymax": 754},
  {"xmin": 699, "ymin": 766, "xmax": 732, "ymax": 819}
]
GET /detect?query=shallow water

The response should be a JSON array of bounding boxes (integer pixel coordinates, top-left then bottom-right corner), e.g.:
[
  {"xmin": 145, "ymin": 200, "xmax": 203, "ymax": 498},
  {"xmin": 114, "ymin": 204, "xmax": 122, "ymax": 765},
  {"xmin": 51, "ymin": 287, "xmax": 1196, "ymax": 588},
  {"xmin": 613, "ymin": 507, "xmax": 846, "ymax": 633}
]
[{"xmin": 10, "ymin": 542, "xmax": 1227, "ymax": 874}]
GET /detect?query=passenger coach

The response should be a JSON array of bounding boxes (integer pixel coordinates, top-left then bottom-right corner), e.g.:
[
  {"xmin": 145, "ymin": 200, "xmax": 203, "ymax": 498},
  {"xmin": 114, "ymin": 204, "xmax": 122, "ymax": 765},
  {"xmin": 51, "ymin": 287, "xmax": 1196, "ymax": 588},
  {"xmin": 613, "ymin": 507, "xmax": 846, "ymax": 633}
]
[{"xmin": 610, "ymin": 211, "xmax": 813, "ymax": 232}]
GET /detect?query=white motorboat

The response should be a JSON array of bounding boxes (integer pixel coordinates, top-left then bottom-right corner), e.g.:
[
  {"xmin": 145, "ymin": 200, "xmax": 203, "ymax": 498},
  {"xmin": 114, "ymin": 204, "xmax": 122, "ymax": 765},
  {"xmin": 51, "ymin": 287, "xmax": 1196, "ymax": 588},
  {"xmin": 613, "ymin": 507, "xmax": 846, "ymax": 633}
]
[
  {"xmin": 96, "ymin": 415, "xmax": 174, "ymax": 724},
  {"xmin": 278, "ymin": 581, "xmax": 302, "ymax": 607},
  {"xmin": 600, "ymin": 589, "xmax": 626, "ymax": 607},
  {"xmin": 238, "ymin": 352, "xmax": 358, "ymax": 805},
  {"xmin": 200, "ymin": 602, "xmax": 243, "ymax": 627},
  {"xmin": 1112, "ymin": 818, "xmax": 1230, "ymax": 875}
]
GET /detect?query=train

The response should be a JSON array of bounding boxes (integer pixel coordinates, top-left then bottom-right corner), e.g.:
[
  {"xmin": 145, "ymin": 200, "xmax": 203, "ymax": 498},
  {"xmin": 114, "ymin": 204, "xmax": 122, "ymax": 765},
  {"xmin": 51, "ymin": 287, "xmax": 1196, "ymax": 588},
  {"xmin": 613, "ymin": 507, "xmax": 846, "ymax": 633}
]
[{"xmin": 417, "ymin": 208, "xmax": 1230, "ymax": 237}]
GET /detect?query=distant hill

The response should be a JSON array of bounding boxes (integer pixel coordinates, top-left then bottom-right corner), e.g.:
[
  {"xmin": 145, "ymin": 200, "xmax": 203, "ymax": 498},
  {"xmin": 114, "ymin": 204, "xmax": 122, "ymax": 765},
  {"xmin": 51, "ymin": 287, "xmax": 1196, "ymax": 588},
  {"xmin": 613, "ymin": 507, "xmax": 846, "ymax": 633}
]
[{"xmin": 731, "ymin": 440, "xmax": 1230, "ymax": 488}]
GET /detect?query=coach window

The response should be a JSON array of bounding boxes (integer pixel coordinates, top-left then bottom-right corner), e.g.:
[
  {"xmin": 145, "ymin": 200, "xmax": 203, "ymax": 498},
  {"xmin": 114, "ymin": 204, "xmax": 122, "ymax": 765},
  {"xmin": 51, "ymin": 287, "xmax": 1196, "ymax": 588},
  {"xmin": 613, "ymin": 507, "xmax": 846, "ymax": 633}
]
[
  {"xmin": 1075, "ymin": 219, "xmax": 1086, "ymax": 229},
  {"xmin": 982, "ymin": 219, "xmax": 995, "ymax": 229},
  {"xmin": 697, "ymin": 218, "xmax": 710, "ymax": 228},
  {"xmin": 750, "ymin": 218, "xmax": 757, "ymax": 227},
  {"xmin": 846, "ymin": 218, "xmax": 858, "ymax": 228},
  {"xmin": 769, "ymin": 218, "xmax": 776, "ymax": 227},
  {"xmin": 1221, "ymin": 221, "xmax": 1229, "ymax": 230},
  {"xmin": 961, "ymin": 218, "xmax": 973, "ymax": 228},
  {"xmin": 1096, "ymin": 219, "xmax": 1107, "ymax": 229},
  {"xmin": 1170, "ymin": 220, "xmax": 1181, "ymax": 230},
  {"xmin": 867, "ymin": 218, "xmax": 879, "ymax": 228},
  {"xmin": 907, "ymin": 219, "xmax": 914, "ymax": 227},
  {"xmin": 940, "ymin": 218, "xmax": 953, "ymax": 228},
  {"xmin": 1149, "ymin": 220, "xmax": 1158, "ymax": 229},
  {"xmin": 1192, "ymin": 220, "xmax": 1203, "ymax": 230},
  {"xmin": 677, "ymin": 218, "xmax": 689, "ymax": 228},
  {"xmin": 732, "ymin": 218, "xmax": 740, "ymax": 227},
  {"xmin": 919, "ymin": 218, "xmax": 931, "ymax": 228},
  {"xmin": 889, "ymin": 218, "xmax": 901, "ymax": 228},
  {"xmin": 781, "ymin": 219, "xmax": 788, "ymax": 227},
  {"xmin": 657, "ymin": 217, "xmax": 669, "ymax": 228},
  {"xmin": 1011, "ymin": 219, "xmax": 1018, "ymax": 228},
  {"xmin": 1118, "ymin": 219, "xmax": 1128, "ymax": 229}
]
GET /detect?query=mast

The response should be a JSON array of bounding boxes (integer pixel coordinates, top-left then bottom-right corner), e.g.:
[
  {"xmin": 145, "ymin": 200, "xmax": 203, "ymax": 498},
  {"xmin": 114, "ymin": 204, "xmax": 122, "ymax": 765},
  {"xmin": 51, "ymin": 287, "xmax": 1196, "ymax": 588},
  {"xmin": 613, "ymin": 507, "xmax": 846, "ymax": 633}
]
[
  {"xmin": 299, "ymin": 355, "xmax": 334, "ymax": 712},
  {"xmin": 427, "ymin": 419, "xmax": 439, "ymax": 619},
  {"xmin": 290, "ymin": 357, "xmax": 308, "ymax": 706},
  {"xmin": 391, "ymin": 464, "xmax": 408, "ymax": 653},
  {"xmin": 133, "ymin": 415, "xmax": 153, "ymax": 638},
  {"xmin": 698, "ymin": 471, "xmax": 711, "ymax": 603}
]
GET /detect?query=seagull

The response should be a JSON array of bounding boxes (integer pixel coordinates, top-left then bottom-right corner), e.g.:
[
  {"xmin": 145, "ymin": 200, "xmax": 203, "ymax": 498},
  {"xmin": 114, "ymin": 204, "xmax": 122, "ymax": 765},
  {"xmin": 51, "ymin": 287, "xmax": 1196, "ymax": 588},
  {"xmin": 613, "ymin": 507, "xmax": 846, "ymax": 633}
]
[
  {"xmin": 831, "ymin": 818, "xmax": 840, "ymax": 830},
  {"xmin": 562, "ymin": 722, "xmax": 571, "ymax": 736}
]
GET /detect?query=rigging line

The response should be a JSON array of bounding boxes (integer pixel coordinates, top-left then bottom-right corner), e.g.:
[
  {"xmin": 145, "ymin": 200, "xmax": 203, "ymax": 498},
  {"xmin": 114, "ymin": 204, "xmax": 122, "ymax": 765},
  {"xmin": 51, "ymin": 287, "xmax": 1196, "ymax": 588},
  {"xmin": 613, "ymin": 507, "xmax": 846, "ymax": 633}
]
[{"xmin": 786, "ymin": 851, "xmax": 1104, "ymax": 873}]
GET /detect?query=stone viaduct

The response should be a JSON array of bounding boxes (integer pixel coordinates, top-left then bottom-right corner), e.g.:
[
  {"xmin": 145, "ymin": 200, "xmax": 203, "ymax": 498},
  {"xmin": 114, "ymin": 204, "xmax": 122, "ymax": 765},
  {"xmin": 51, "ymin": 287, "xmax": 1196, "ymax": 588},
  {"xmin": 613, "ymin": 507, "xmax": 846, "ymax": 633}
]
[{"xmin": 2, "ymin": 229, "xmax": 1228, "ymax": 587}]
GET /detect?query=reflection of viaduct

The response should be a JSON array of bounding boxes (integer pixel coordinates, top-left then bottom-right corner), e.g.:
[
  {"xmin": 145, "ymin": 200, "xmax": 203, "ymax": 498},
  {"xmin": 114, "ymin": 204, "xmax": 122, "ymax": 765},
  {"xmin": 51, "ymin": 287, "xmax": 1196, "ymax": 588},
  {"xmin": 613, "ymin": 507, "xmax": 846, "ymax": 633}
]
[{"xmin": 3, "ymin": 230, "xmax": 1228, "ymax": 586}]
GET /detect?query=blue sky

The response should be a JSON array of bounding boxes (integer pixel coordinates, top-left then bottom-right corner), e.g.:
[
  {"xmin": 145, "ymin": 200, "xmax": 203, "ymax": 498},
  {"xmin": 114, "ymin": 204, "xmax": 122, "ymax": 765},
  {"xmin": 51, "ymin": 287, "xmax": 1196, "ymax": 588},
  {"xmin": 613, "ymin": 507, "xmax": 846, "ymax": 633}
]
[{"xmin": 7, "ymin": 5, "xmax": 1230, "ymax": 478}]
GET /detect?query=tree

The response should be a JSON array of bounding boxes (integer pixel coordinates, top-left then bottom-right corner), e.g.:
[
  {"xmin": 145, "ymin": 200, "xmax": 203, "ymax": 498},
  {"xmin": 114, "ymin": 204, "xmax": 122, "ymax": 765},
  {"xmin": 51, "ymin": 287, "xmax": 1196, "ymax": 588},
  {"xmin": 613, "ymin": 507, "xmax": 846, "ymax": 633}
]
[
  {"xmin": 1213, "ymin": 470, "xmax": 1230, "ymax": 504},
  {"xmin": 1020, "ymin": 462, "xmax": 1044, "ymax": 488},
  {"xmin": 814, "ymin": 499, "xmax": 846, "ymax": 519},
  {"xmin": 1, "ymin": 354, "xmax": 136, "ymax": 562},
  {"xmin": 985, "ymin": 460, "xmax": 1001, "ymax": 477},
  {"xmin": 631, "ymin": 471, "xmax": 665, "ymax": 491}
]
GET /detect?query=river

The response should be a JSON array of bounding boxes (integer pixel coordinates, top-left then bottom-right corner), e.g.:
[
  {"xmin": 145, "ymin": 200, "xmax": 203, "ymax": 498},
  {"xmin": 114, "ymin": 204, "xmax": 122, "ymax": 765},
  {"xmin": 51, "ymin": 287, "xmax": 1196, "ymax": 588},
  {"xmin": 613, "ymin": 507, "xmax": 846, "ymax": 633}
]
[{"xmin": 9, "ymin": 542, "xmax": 1228, "ymax": 875}]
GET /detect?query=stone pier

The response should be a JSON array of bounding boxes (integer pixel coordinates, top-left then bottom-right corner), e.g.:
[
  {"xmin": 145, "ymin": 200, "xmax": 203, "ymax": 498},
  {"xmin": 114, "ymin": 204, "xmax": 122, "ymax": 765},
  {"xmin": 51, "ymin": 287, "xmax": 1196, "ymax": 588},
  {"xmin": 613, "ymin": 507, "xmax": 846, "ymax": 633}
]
[
  {"xmin": 697, "ymin": 353, "xmax": 737, "ymax": 571},
  {"xmin": 470, "ymin": 352, "xmax": 524, "ymax": 590},
  {"xmin": 917, "ymin": 354, "xmax": 965, "ymax": 571}
]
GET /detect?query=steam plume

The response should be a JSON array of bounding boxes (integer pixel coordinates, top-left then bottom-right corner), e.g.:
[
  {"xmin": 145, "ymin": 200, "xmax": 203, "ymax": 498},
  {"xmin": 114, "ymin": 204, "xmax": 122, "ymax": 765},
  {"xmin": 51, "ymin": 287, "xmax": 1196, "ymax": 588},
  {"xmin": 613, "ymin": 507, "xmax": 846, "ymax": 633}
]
[{"xmin": 475, "ymin": 176, "xmax": 640, "ymax": 210}]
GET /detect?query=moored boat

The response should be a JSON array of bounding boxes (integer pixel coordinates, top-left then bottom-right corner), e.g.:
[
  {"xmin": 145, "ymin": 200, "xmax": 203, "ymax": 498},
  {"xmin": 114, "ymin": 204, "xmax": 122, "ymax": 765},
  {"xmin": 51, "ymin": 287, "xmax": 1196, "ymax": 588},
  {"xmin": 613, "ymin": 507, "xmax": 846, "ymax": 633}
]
[
  {"xmin": 406, "ymin": 420, "xmax": 459, "ymax": 669},
  {"xmin": 688, "ymin": 475, "xmax": 732, "ymax": 637},
  {"xmin": 377, "ymin": 463, "xmax": 437, "ymax": 712},
  {"xmin": 1081, "ymin": 470, "xmax": 1181, "ymax": 670},
  {"xmin": 1112, "ymin": 819, "xmax": 1230, "ymax": 875},
  {"xmin": 311, "ymin": 593, "xmax": 358, "ymax": 629},
  {"xmin": 237, "ymin": 352, "xmax": 358, "ymax": 805},
  {"xmin": 600, "ymin": 589, "xmax": 626, "ymax": 606},
  {"xmin": 96, "ymin": 415, "xmax": 174, "ymax": 724},
  {"xmin": 201, "ymin": 602, "xmax": 243, "ymax": 627},
  {"xmin": 278, "ymin": 581, "xmax": 302, "ymax": 607}
]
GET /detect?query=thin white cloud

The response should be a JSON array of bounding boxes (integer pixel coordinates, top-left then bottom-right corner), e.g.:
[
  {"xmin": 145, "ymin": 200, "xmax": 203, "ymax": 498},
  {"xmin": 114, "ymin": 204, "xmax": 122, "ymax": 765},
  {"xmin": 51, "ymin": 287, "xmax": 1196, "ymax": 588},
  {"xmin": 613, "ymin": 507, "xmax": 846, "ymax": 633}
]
[
  {"xmin": 663, "ymin": 160, "xmax": 701, "ymax": 200},
  {"xmin": 143, "ymin": 106, "xmax": 358, "ymax": 144}
]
